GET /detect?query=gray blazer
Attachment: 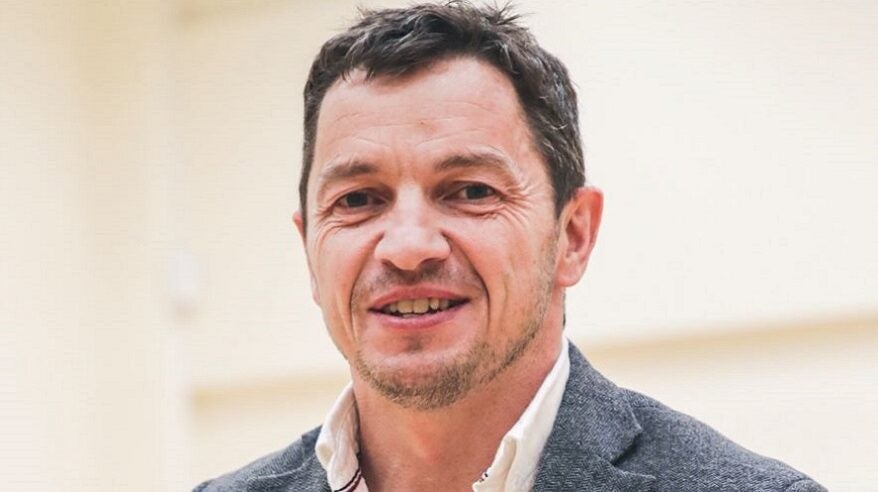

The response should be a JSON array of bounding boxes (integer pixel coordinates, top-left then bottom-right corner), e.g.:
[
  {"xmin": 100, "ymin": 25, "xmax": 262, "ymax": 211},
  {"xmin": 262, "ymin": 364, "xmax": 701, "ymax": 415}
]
[{"xmin": 195, "ymin": 345, "xmax": 826, "ymax": 491}]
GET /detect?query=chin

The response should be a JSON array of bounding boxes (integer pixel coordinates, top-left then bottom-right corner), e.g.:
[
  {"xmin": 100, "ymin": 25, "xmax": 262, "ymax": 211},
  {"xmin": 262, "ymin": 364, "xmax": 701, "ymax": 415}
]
[{"xmin": 354, "ymin": 342, "xmax": 488, "ymax": 410}]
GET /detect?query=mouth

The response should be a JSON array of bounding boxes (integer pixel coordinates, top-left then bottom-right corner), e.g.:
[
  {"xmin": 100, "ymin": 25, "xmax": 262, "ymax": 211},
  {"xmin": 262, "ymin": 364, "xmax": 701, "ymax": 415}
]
[{"xmin": 372, "ymin": 297, "xmax": 467, "ymax": 318}]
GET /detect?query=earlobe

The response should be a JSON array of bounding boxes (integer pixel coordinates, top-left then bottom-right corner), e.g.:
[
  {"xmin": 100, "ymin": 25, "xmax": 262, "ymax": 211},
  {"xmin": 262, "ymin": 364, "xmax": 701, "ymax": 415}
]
[
  {"xmin": 293, "ymin": 210, "xmax": 306, "ymax": 243},
  {"xmin": 556, "ymin": 186, "xmax": 603, "ymax": 287},
  {"xmin": 293, "ymin": 210, "xmax": 321, "ymax": 305}
]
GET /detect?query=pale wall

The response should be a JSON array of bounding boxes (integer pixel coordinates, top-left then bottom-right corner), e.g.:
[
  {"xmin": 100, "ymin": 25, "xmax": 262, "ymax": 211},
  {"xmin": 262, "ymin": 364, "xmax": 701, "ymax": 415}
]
[{"xmin": 2, "ymin": 1, "xmax": 184, "ymax": 490}]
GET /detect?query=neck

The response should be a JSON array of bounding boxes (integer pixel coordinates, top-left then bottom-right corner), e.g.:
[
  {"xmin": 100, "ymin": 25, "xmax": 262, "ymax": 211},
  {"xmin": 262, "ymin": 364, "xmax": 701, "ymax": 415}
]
[{"xmin": 353, "ymin": 322, "xmax": 563, "ymax": 492}]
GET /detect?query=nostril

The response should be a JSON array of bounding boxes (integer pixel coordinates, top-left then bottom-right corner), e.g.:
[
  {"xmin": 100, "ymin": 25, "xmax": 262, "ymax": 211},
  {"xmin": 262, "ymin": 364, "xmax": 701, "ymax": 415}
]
[{"xmin": 374, "ymin": 226, "xmax": 452, "ymax": 272}]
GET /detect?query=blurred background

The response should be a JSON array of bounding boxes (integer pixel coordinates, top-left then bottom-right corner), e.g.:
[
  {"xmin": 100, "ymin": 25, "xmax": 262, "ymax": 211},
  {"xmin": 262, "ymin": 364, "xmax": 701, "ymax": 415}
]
[{"xmin": 2, "ymin": 0, "xmax": 876, "ymax": 490}]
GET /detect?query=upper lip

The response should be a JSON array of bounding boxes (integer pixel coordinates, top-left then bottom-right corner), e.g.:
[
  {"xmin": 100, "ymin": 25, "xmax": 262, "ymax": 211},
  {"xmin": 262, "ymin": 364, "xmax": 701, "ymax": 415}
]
[{"xmin": 368, "ymin": 286, "xmax": 468, "ymax": 311}]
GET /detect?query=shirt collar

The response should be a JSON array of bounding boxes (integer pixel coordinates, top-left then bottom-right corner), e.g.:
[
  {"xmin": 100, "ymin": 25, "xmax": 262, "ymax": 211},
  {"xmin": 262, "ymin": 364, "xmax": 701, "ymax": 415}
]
[
  {"xmin": 315, "ymin": 384, "xmax": 365, "ymax": 491},
  {"xmin": 315, "ymin": 337, "xmax": 571, "ymax": 492},
  {"xmin": 474, "ymin": 336, "xmax": 570, "ymax": 491}
]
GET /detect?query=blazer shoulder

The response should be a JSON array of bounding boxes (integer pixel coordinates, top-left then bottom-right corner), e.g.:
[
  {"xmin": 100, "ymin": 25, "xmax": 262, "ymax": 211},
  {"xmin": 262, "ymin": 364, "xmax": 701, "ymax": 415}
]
[
  {"xmin": 618, "ymin": 390, "xmax": 826, "ymax": 491},
  {"xmin": 193, "ymin": 426, "xmax": 322, "ymax": 492}
]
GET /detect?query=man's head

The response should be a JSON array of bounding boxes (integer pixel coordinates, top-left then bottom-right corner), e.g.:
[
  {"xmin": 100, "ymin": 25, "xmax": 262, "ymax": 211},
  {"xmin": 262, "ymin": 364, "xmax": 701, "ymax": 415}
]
[
  {"xmin": 299, "ymin": 1, "xmax": 586, "ymax": 230},
  {"xmin": 295, "ymin": 2, "xmax": 601, "ymax": 410}
]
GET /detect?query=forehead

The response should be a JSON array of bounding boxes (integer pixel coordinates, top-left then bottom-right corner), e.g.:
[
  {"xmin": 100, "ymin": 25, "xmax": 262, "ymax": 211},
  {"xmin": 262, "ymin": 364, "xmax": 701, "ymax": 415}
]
[
  {"xmin": 318, "ymin": 56, "xmax": 524, "ymax": 125},
  {"xmin": 310, "ymin": 57, "xmax": 539, "ymax": 186}
]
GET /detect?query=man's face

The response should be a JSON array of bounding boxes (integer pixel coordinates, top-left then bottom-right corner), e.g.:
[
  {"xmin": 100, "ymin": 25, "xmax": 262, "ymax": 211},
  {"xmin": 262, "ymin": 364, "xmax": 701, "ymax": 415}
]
[{"xmin": 298, "ymin": 57, "xmax": 568, "ymax": 409}]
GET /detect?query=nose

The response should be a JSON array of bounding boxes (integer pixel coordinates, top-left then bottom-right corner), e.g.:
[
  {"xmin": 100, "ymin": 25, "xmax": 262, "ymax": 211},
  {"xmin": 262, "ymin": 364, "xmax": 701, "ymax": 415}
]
[{"xmin": 374, "ymin": 189, "xmax": 451, "ymax": 271}]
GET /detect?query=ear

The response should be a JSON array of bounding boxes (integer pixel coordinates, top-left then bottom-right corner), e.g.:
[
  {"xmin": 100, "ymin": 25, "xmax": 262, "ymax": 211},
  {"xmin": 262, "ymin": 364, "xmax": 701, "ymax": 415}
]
[
  {"xmin": 293, "ymin": 210, "xmax": 321, "ymax": 305},
  {"xmin": 293, "ymin": 210, "xmax": 306, "ymax": 244},
  {"xmin": 555, "ymin": 186, "xmax": 603, "ymax": 287}
]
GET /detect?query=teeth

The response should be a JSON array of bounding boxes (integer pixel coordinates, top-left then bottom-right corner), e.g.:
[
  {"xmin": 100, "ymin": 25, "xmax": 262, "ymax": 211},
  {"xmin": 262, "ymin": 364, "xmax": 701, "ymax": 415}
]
[
  {"xmin": 382, "ymin": 297, "xmax": 456, "ymax": 315},
  {"xmin": 413, "ymin": 299, "xmax": 429, "ymax": 314},
  {"xmin": 397, "ymin": 299, "xmax": 413, "ymax": 313}
]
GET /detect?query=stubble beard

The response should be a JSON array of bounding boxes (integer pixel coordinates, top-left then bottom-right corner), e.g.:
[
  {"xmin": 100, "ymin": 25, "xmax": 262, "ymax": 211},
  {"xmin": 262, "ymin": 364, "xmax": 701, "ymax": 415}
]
[{"xmin": 352, "ymin": 237, "xmax": 558, "ymax": 411}]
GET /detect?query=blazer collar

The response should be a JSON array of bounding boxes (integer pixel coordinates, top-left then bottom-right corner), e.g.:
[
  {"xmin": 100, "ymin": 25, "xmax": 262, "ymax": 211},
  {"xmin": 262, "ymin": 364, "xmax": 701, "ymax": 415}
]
[
  {"xmin": 246, "ymin": 453, "xmax": 330, "ymax": 492},
  {"xmin": 533, "ymin": 344, "xmax": 656, "ymax": 491}
]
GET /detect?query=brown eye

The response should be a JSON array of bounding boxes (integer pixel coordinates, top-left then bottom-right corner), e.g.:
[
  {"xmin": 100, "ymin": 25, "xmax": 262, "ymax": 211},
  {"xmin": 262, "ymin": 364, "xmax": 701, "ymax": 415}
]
[
  {"xmin": 342, "ymin": 192, "xmax": 369, "ymax": 208},
  {"xmin": 337, "ymin": 190, "xmax": 383, "ymax": 210},
  {"xmin": 454, "ymin": 184, "xmax": 495, "ymax": 200}
]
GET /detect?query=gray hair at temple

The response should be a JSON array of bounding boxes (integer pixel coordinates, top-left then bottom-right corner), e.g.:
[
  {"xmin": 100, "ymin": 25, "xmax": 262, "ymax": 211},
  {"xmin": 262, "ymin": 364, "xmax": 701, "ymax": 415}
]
[{"xmin": 298, "ymin": 1, "xmax": 585, "ymax": 230}]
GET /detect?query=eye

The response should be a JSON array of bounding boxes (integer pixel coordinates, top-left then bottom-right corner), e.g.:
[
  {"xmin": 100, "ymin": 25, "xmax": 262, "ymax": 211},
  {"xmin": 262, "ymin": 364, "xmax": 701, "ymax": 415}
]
[
  {"xmin": 450, "ymin": 183, "xmax": 497, "ymax": 201},
  {"xmin": 337, "ymin": 190, "xmax": 384, "ymax": 210}
]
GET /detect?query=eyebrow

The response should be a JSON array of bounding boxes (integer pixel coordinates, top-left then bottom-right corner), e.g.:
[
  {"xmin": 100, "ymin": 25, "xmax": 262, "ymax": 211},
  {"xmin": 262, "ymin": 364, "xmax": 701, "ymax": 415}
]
[
  {"xmin": 434, "ymin": 151, "xmax": 516, "ymax": 176},
  {"xmin": 315, "ymin": 159, "xmax": 379, "ymax": 202},
  {"xmin": 314, "ymin": 150, "xmax": 517, "ymax": 202}
]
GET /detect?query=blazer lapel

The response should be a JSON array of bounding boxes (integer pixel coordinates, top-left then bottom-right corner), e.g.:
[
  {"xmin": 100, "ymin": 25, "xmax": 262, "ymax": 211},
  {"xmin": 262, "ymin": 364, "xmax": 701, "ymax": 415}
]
[
  {"xmin": 534, "ymin": 345, "xmax": 656, "ymax": 491},
  {"xmin": 246, "ymin": 453, "xmax": 330, "ymax": 492}
]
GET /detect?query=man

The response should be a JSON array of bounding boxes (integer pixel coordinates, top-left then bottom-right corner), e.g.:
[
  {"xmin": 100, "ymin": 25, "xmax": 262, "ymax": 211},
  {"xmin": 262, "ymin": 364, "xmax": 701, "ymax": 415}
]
[{"xmin": 196, "ymin": 3, "xmax": 825, "ymax": 491}]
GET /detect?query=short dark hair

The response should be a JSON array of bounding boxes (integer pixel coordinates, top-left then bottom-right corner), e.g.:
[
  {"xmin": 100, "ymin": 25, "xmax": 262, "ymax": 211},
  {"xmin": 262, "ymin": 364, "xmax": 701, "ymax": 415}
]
[{"xmin": 299, "ymin": 1, "xmax": 585, "ymax": 228}]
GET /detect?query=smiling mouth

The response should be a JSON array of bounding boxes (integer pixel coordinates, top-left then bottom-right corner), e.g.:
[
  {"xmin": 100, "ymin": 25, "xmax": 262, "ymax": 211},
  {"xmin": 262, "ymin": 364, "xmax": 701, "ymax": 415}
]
[{"xmin": 375, "ymin": 297, "xmax": 467, "ymax": 317}]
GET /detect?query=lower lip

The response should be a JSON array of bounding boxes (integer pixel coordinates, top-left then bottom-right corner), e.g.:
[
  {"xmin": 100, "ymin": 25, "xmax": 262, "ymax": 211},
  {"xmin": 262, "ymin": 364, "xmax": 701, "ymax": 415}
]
[{"xmin": 369, "ymin": 302, "xmax": 467, "ymax": 330}]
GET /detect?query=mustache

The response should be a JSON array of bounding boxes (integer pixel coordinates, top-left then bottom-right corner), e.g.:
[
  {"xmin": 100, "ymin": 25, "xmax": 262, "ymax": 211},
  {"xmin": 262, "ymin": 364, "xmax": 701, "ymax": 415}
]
[{"xmin": 352, "ymin": 261, "xmax": 481, "ymax": 306}]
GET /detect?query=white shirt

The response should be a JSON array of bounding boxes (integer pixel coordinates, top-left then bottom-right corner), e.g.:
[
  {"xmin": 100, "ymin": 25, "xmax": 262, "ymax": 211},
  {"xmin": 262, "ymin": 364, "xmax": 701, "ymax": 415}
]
[{"xmin": 315, "ymin": 337, "xmax": 571, "ymax": 492}]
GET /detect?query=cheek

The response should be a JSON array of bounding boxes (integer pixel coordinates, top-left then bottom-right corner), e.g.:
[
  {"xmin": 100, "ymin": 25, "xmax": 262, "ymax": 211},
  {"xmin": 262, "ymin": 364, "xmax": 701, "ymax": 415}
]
[
  {"xmin": 310, "ymin": 227, "xmax": 374, "ymax": 313},
  {"xmin": 464, "ymin": 210, "xmax": 554, "ymax": 263},
  {"xmin": 450, "ymin": 212, "xmax": 554, "ymax": 299},
  {"xmin": 458, "ymin": 213, "xmax": 556, "ymax": 288}
]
